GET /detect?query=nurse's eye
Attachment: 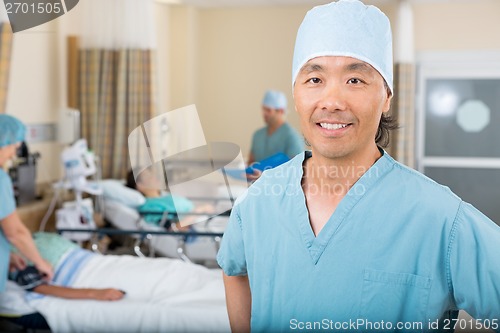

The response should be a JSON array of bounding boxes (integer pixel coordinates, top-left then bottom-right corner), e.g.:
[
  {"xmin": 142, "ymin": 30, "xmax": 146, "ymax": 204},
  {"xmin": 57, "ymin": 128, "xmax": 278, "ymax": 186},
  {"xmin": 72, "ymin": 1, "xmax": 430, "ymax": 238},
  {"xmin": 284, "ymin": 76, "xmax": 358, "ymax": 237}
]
[
  {"xmin": 347, "ymin": 78, "xmax": 364, "ymax": 85},
  {"xmin": 306, "ymin": 77, "xmax": 322, "ymax": 84}
]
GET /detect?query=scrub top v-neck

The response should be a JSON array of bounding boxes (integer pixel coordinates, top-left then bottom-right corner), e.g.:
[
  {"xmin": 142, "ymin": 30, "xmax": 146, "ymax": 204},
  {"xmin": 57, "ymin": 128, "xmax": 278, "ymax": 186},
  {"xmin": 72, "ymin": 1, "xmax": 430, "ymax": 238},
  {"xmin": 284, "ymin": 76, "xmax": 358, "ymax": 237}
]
[{"xmin": 295, "ymin": 151, "xmax": 393, "ymax": 265}]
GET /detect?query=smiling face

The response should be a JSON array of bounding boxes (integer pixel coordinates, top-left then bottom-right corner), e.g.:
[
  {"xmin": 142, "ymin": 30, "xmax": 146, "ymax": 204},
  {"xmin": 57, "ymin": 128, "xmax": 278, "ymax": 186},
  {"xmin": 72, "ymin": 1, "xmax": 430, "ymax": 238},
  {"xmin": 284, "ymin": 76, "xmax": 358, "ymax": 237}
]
[{"xmin": 293, "ymin": 56, "xmax": 392, "ymax": 162}]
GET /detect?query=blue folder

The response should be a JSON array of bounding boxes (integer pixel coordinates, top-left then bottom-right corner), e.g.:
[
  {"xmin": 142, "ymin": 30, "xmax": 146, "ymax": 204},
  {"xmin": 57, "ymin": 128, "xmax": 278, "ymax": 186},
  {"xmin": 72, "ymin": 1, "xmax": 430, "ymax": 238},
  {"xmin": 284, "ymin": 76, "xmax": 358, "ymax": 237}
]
[
  {"xmin": 245, "ymin": 152, "xmax": 290, "ymax": 174},
  {"xmin": 224, "ymin": 152, "xmax": 290, "ymax": 181}
]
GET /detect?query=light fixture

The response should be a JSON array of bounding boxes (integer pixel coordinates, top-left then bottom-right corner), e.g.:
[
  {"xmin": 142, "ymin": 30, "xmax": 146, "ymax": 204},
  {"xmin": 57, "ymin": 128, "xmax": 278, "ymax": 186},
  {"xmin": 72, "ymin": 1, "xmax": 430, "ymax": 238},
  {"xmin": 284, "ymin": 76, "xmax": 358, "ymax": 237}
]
[
  {"xmin": 428, "ymin": 84, "xmax": 459, "ymax": 117},
  {"xmin": 456, "ymin": 100, "xmax": 490, "ymax": 133}
]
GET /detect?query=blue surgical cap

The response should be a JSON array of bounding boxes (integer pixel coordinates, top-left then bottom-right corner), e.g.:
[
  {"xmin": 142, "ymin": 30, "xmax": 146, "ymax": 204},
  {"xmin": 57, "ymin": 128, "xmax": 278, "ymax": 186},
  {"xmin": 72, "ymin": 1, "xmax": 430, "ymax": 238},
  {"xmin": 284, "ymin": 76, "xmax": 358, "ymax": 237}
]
[
  {"xmin": 292, "ymin": 0, "xmax": 393, "ymax": 94},
  {"xmin": 262, "ymin": 90, "xmax": 287, "ymax": 110},
  {"xmin": 0, "ymin": 114, "xmax": 26, "ymax": 148}
]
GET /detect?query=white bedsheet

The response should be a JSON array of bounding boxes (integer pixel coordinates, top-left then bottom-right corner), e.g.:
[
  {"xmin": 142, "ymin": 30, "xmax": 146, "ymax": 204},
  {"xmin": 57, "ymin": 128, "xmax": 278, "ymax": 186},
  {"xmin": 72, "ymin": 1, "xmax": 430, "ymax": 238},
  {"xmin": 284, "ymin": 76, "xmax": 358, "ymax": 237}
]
[{"xmin": 28, "ymin": 254, "xmax": 230, "ymax": 333}]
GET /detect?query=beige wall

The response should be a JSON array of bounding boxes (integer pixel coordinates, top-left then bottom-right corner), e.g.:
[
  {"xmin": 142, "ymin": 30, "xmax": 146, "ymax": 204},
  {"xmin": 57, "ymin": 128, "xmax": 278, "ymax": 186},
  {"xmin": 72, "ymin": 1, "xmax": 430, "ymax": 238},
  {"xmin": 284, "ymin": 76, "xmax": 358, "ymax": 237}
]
[
  {"xmin": 6, "ymin": 20, "xmax": 61, "ymax": 184},
  {"xmin": 169, "ymin": 6, "xmax": 198, "ymax": 110},
  {"xmin": 414, "ymin": 0, "xmax": 500, "ymax": 51},
  {"xmin": 155, "ymin": 4, "xmax": 172, "ymax": 116},
  {"xmin": 195, "ymin": 6, "xmax": 307, "ymax": 158}
]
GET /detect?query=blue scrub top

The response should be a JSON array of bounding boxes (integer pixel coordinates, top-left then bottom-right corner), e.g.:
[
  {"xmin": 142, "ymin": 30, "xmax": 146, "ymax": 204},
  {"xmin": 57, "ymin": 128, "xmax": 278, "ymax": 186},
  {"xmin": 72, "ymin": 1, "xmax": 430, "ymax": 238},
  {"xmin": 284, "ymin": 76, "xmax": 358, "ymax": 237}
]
[
  {"xmin": 217, "ymin": 151, "xmax": 500, "ymax": 333},
  {"xmin": 250, "ymin": 123, "xmax": 303, "ymax": 162},
  {"xmin": 0, "ymin": 169, "xmax": 16, "ymax": 292}
]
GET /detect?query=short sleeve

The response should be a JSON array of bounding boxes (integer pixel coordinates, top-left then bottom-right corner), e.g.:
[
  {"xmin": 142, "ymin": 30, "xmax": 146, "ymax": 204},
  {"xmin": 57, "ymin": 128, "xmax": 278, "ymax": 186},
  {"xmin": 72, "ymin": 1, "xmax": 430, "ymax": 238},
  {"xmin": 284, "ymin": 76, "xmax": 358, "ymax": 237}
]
[
  {"xmin": 0, "ymin": 170, "xmax": 16, "ymax": 220},
  {"xmin": 448, "ymin": 202, "xmax": 500, "ymax": 328},
  {"xmin": 216, "ymin": 204, "xmax": 247, "ymax": 276}
]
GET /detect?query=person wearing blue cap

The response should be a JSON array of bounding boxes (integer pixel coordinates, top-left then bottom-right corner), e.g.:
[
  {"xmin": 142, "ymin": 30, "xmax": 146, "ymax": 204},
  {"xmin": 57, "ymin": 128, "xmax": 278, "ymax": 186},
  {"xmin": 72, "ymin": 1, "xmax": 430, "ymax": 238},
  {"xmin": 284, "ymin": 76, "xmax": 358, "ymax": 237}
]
[
  {"xmin": 217, "ymin": 1, "xmax": 500, "ymax": 332},
  {"xmin": 0, "ymin": 114, "xmax": 54, "ymax": 293},
  {"xmin": 247, "ymin": 90, "xmax": 303, "ymax": 166}
]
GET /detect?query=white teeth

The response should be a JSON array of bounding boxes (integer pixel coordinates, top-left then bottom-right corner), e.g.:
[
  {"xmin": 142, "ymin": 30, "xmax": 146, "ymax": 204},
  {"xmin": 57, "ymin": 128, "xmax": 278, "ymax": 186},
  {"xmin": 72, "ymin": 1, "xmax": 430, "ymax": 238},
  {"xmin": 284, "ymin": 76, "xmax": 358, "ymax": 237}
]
[{"xmin": 319, "ymin": 123, "xmax": 348, "ymax": 130}]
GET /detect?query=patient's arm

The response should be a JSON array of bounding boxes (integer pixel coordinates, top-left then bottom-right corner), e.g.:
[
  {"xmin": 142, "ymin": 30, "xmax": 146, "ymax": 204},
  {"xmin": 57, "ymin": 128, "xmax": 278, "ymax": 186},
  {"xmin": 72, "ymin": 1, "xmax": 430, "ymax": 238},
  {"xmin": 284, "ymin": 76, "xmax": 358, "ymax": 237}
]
[
  {"xmin": 175, "ymin": 204, "xmax": 215, "ymax": 230},
  {"xmin": 223, "ymin": 273, "xmax": 251, "ymax": 333},
  {"xmin": 33, "ymin": 284, "xmax": 125, "ymax": 301}
]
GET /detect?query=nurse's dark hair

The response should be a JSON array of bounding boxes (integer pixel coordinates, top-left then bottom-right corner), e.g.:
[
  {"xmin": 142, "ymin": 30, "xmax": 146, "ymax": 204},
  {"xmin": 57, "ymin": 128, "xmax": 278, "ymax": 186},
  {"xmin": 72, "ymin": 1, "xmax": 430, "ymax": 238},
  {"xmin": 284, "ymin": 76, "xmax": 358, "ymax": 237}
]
[{"xmin": 376, "ymin": 80, "xmax": 398, "ymax": 148}]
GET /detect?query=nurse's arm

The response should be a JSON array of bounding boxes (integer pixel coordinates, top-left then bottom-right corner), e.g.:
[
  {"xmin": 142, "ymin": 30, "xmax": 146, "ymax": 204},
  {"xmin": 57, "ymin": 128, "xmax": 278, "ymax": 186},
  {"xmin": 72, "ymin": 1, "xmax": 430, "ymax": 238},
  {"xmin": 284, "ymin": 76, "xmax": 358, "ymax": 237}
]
[
  {"xmin": 0, "ymin": 211, "xmax": 54, "ymax": 280},
  {"xmin": 223, "ymin": 272, "xmax": 251, "ymax": 333}
]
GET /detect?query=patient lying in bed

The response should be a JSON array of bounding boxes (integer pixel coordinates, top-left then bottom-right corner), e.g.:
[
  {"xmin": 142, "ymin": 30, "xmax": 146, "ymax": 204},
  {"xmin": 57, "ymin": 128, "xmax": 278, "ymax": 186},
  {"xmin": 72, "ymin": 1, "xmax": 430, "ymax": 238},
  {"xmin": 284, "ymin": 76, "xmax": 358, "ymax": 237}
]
[
  {"xmin": 9, "ymin": 249, "xmax": 125, "ymax": 300},
  {"xmin": 3, "ymin": 251, "xmax": 125, "ymax": 330},
  {"xmin": 100, "ymin": 167, "xmax": 232, "ymax": 261},
  {"xmin": 1, "ymin": 232, "xmax": 230, "ymax": 333},
  {"xmin": 125, "ymin": 168, "xmax": 214, "ymax": 229}
]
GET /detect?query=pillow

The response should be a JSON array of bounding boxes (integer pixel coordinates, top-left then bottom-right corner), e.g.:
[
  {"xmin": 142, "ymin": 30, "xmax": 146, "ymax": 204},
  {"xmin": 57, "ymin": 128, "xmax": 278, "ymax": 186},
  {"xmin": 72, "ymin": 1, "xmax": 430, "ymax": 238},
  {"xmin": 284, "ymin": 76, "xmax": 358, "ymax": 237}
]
[{"xmin": 100, "ymin": 179, "xmax": 146, "ymax": 208}]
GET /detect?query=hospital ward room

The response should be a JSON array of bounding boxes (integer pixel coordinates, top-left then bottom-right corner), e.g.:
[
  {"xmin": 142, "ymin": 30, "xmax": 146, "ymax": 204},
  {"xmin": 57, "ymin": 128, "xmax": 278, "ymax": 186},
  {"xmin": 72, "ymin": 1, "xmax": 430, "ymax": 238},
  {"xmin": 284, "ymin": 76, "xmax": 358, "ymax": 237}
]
[{"xmin": 0, "ymin": 0, "xmax": 499, "ymax": 332}]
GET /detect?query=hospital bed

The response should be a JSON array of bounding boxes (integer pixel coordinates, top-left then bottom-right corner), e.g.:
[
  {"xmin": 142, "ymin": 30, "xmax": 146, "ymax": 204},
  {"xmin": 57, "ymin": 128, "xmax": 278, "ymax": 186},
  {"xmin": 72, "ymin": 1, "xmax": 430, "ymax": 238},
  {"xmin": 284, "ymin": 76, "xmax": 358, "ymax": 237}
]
[
  {"xmin": 97, "ymin": 179, "xmax": 245, "ymax": 263},
  {"xmin": 1, "ymin": 248, "xmax": 230, "ymax": 333}
]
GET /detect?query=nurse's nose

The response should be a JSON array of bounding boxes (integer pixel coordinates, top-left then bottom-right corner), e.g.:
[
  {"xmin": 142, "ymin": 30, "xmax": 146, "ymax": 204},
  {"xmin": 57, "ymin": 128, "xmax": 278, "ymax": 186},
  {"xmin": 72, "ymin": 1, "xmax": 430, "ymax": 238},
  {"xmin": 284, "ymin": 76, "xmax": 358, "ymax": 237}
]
[{"xmin": 318, "ymin": 81, "xmax": 347, "ymax": 112}]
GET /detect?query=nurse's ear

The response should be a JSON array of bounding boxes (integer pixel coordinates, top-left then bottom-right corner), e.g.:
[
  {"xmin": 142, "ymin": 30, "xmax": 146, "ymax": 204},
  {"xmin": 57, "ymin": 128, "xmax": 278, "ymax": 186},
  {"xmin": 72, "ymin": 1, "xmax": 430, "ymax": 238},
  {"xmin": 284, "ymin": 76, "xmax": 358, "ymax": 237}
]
[{"xmin": 382, "ymin": 83, "xmax": 393, "ymax": 114}]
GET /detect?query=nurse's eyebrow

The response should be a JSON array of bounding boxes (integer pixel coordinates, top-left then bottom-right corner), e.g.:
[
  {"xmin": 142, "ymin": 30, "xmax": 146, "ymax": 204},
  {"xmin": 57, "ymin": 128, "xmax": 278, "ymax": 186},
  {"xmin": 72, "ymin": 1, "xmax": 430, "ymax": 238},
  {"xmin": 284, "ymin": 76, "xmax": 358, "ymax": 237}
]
[
  {"xmin": 344, "ymin": 62, "xmax": 375, "ymax": 74},
  {"xmin": 299, "ymin": 63, "xmax": 324, "ymax": 74}
]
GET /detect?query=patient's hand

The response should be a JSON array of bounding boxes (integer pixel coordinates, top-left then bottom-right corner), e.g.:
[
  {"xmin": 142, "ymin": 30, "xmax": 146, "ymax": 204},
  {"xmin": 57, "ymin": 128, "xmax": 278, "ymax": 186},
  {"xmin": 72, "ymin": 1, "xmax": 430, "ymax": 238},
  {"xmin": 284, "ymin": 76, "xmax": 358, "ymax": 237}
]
[
  {"xmin": 174, "ymin": 204, "xmax": 215, "ymax": 230},
  {"xmin": 89, "ymin": 288, "xmax": 126, "ymax": 301}
]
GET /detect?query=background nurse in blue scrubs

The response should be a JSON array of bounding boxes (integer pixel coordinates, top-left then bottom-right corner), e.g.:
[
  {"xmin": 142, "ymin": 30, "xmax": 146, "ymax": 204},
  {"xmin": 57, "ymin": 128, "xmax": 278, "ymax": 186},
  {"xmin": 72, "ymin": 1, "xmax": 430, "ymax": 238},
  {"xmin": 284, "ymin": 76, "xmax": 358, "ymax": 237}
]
[
  {"xmin": 0, "ymin": 114, "xmax": 53, "ymax": 292},
  {"xmin": 248, "ymin": 90, "xmax": 303, "ymax": 166}
]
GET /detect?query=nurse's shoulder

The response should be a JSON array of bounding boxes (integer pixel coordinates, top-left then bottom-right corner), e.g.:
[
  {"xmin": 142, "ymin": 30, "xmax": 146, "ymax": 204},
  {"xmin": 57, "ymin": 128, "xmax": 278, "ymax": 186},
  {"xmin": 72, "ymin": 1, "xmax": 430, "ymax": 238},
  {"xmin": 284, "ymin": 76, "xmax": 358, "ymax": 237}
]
[
  {"xmin": 387, "ymin": 155, "xmax": 462, "ymax": 214},
  {"xmin": 234, "ymin": 153, "xmax": 304, "ymax": 209}
]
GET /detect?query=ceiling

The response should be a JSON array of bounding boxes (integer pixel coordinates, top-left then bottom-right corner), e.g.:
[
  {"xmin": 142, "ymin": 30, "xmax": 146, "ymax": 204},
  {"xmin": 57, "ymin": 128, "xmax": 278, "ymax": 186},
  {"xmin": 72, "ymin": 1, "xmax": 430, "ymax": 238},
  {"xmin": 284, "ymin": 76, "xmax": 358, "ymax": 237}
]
[{"xmin": 161, "ymin": 0, "xmax": 483, "ymax": 8}]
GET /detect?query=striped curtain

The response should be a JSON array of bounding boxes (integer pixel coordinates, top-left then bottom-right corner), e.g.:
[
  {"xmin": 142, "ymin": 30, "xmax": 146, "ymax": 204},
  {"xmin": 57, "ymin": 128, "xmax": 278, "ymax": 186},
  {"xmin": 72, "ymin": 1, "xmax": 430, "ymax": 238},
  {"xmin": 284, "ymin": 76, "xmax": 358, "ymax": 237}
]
[
  {"xmin": 389, "ymin": 63, "xmax": 416, "ymax": 168},
  {"xmin": 0, "ymin": 23, "xmax": 13, "ymax": 114},
  {"xmin": 389, "ymin": 0, "xmax": 416, "ymax": 168},
  {"xmin": 79, "ymin": 49, "xmax": 156, "ymax": 179}
]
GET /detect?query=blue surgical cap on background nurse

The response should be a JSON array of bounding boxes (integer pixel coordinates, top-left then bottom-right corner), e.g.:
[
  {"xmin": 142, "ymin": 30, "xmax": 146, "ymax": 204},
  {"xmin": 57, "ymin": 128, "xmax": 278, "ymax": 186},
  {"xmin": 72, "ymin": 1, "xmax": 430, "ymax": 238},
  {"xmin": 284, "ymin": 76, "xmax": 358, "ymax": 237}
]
[{"xmin": 0, "ymin": 114, "xmax": 26, "ymax": 148}]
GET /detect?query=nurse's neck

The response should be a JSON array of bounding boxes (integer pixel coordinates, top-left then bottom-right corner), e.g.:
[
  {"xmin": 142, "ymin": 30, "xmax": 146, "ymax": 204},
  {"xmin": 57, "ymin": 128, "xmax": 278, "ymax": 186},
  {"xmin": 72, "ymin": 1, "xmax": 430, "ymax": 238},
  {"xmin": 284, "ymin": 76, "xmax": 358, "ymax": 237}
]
[
  {"xmin": 303, "ymin": 146, "xmax": 381, "ymax": 196},
  {"xmin": 141, "ymin": 189, "xmax": 162, "ymax": 198}
]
